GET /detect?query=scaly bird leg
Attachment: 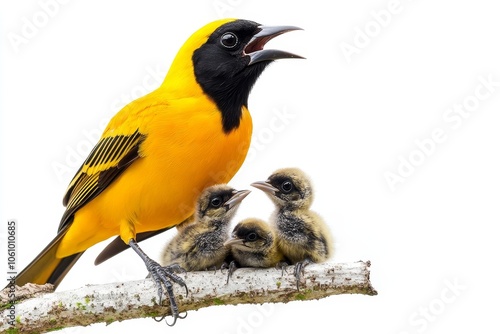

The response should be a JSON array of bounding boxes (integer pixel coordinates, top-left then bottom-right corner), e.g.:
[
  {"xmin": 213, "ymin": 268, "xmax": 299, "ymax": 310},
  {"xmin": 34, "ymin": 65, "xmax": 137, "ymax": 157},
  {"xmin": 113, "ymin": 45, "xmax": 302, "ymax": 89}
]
[
  {"xmin": 275, "ymin": 261, "xmax": 289, "ymax": 276},
  {"xmin": 223, "ymin": 261, "xmax": 239, "ymax": 285},
  {"xmin": 129, "ymin": 239, "xmax": 188, "ymax": 326},
  {"xmin": 293, "ymin": 258, "xmax": 312, "ymax": 291}
]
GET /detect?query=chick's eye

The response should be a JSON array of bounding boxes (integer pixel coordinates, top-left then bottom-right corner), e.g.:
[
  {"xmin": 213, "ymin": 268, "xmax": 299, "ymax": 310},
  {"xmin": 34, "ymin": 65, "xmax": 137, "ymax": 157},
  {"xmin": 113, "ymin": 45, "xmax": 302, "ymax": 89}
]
[
  {"xmin": 210, "ymin": 196, "xmax": 222, "ymax": 208},
  {"xmin": 220, "ymin": 32, "xmax": 239, "ymax": 49},
  {"xmin": 281, "ymin": 181, "xmax": 293, "ymax": 193},
  {"xmin": 246, "ymin": 233, "xmax": 257, "ymax": 241}
]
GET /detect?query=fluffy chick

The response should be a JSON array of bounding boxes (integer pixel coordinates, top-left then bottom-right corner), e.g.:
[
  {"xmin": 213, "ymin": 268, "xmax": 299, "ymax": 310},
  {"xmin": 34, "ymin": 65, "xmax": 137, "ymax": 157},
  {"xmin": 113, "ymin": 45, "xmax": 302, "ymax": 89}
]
[
  {"xmin": 252, "ymin": 167, "xmax": 333, "ymax": 289},
  {"xmin": 225, "ymin": 218, "xmax": 285, "ymax": 268},
  {"xmin": 160, "ymin": 184, "xmax": 250, "ymax": 271}
]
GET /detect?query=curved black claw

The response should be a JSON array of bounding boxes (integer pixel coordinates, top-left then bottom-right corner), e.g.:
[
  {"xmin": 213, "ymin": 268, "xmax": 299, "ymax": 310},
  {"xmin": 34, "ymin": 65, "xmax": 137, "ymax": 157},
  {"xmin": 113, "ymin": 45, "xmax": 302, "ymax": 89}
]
[
  {"xmin": 293, "ymin": 258, "xmax": 312, "ymax": 291},
  {"xmin": 154, "ymin": 311, "xmax": 188, "ymax": 325},
  {"xmin": 220, "ymin": 261, "xmax": 230, "ymax": 273},
  {"xmin": 165, "ymin": 263, "xmax": 187, "ymax": 275}
]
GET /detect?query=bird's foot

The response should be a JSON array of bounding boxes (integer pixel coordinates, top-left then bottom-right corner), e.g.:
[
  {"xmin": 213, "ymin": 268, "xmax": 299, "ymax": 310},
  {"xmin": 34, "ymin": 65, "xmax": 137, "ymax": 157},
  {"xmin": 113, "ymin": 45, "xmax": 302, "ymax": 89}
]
[
  {"xmin": 205, "ymin": 265, "xmax": 218, "ymax": 274},
  {"xmin": 147, "ymin": 259, "xmax": 188, "ymax": 325},
  {"xmin": 145, "ymin": 263, "xmax": 186, "ymax": 279},
  {"xmin": 275, "ymin": 261, "xmax": 289, "ymax": 276},
  {"xmin": 223, "ymin": 261, "xmax": 238, "ymax": 284},
  {"xmin": 293, "ymin": 258, "xmax": 312, "ymax": 291},
  {"xmin": 164, "ymin": 263, "xmax": 187, "ymax": 274},
  {"xmin": 220, "ymin": 261, "xmax": 231, "ymax": 273},
  {"xmin": 129, "ymin": 240, "xmax": 188, "ymax": 326}
]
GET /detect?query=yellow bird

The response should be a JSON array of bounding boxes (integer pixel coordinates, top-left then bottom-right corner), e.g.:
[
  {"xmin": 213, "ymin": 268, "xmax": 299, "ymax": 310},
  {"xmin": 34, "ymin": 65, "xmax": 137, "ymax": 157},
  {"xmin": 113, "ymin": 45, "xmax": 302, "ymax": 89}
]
[{"xmin": 13, "ymin": 19, "xmax": 302, "ymax": 323}]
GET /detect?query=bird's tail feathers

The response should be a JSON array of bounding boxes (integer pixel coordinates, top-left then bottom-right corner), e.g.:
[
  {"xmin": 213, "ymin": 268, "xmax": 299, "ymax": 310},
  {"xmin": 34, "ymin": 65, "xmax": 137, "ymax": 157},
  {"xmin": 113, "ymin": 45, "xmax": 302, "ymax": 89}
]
[{"xmin": 12, "ymin": 226, "xmax": 83, "ymax": 289}]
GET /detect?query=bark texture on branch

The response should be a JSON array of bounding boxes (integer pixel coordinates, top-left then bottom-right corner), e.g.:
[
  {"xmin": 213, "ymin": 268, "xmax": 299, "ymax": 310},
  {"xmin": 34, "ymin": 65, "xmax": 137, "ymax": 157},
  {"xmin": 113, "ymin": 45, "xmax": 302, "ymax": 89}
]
[{"xmin": 0, "ymin": 260, "xmax": 376, "ymax": 333}]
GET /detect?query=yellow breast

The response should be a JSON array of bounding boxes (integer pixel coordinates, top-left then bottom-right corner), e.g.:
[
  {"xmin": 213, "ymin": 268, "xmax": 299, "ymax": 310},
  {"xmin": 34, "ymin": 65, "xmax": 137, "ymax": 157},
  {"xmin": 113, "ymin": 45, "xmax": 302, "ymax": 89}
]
[{"xmin": 57, "ymin": 95, "xmax": 252, "ymax": 257}]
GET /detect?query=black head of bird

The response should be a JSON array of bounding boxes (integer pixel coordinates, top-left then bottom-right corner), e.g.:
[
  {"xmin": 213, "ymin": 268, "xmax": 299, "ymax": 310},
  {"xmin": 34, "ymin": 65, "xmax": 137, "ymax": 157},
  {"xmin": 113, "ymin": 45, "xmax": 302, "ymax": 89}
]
[
  {"xmin": 223, "ymin": 218, "xmax": 287, "ymax": 286},
  {"xmin": 225, "ymin": 218, "xmax": 274, "ymax": 253},
  {"xmin": 251, "ymin": 167, "xmax": 313, "ymax": 210},
  {"xmin": 224, "ymin": 217, "xmax": 286, "ymax": 270},
  {"xmin": 196, "ymin": 184, "xmax": 251, "ymax": 226},
  {"xmin": 191, "ymin": 19, "xmax": 303, "ymax": 133}
]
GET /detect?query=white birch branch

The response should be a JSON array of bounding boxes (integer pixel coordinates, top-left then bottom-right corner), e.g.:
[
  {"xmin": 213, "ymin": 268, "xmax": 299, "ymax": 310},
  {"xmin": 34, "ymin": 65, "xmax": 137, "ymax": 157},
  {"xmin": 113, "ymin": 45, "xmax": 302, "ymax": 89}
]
[{"xmin": 0, "ymin": 260, "xmax": 376, "ymax": 333}]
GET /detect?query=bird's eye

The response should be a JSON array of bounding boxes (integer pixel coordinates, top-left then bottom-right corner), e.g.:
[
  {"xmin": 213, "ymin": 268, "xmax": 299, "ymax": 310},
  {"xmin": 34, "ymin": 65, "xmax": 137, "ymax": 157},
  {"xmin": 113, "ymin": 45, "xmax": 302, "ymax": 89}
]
[
  {"xmin": 281, "ymin": 181, "xmax": 294, "ymax": 193},
  {"xmin": 210, "ymin": 196, "xmax": 223, "ymax": 208},
  {"xmin": 246, "ymin": 232, "xmax": 258, "ymax": 241},
  {"xmin": 220, "ymin": 32, "xmax": 239, "ymax": 49}
]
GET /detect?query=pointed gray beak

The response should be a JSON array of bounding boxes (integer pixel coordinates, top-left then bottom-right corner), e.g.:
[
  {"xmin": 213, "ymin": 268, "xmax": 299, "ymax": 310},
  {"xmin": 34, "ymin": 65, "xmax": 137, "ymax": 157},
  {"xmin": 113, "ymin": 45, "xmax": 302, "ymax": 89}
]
[
  {"xmin": 245, "ymin": 25, "xmax": 304, "ymax": 65},
  {"xmin": 251, "ymin": 181, "xmax": 279, "ymax": 195},
  {"xmin": 224, "ymin": 189, "xmax": 251, "ymax": 210},
  {"xmin": 223, "ymin": 236, "xmax": 245, "ymax": 247}
]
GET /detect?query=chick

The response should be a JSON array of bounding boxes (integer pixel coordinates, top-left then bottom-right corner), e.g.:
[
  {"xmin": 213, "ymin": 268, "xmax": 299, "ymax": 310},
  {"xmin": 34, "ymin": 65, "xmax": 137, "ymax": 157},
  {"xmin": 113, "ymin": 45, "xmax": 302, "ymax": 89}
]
[
  {"xmin": 224, "ymin": 218, "xmax": 286, "ymax": 269},
  {"xmin": 160, "ymin": 184, "xmax": 250, "ymax": 271},
  {"xmin": 252, "ymin": 168, "xmax": 333, "ymax": 289}
]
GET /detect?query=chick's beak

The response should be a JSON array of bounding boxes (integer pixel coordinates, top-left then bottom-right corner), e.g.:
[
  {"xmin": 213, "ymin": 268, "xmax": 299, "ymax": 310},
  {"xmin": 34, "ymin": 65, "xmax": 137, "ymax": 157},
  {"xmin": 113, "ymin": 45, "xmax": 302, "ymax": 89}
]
[
  {"xmin": 223, "ymin": 236, "xmax": 245, "ymax": 247},
  {"xmin": 251, "ymin": 181, "xmax": 279, "ymax": 195},
  {"xmin": 224, "ymin": 189, "xmax": 251, "ymax": 210},
  {"xmin": 245, "ymin": 25, "xmax": 304, "ymax": 65}
]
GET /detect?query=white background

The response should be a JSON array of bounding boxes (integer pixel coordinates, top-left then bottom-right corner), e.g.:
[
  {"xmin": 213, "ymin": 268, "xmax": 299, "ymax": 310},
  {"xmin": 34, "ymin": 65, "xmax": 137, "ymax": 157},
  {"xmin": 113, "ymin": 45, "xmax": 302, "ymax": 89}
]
[{"xmin": 1, "ymin": 0, "xmax": 500, "ymax": 333}]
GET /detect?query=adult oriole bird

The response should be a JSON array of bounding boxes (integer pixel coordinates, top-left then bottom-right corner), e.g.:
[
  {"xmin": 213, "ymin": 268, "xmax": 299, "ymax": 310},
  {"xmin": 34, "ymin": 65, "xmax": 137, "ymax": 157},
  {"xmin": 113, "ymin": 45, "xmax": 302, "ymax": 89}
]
[
  {"xmin": 13, "ymin": 19, "xmax": 302, "ymax": 323},
  {"xmin": 252, "ymin": 168, "xmax": 333, "ymax": 290},
  {"xmin": 160, "ymin": 185, "xmax": 250, "ymax": 271}
]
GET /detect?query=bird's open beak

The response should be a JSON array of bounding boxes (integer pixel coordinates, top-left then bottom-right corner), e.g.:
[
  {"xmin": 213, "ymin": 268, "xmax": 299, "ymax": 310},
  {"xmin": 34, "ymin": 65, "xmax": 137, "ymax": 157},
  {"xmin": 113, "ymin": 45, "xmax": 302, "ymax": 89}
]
[
  {"xmin": 224, "ymin": 189, "xmax": 251, "ymax": 210},
  {"xmin": 223, "ymin": 236, "xmax": 245, "ymax": 247},
  {"xmin": 251, "ymin": 181, "xmax": 279, "ymax": 195},
  {"xmin": 245, "ymin": 25, "xmax": 304, "ymax": 65}
]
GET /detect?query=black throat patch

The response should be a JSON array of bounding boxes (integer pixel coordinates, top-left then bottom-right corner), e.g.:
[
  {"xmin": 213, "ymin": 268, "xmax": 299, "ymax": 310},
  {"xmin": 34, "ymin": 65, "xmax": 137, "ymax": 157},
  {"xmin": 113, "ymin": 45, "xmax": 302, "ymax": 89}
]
[
  {"xmin": 191, "ymin": 20, "xmax": 270, "ymax": 133},
  {"xmin": 193, "ymin": 55, "xmax": 268, "ymax": 133}
]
